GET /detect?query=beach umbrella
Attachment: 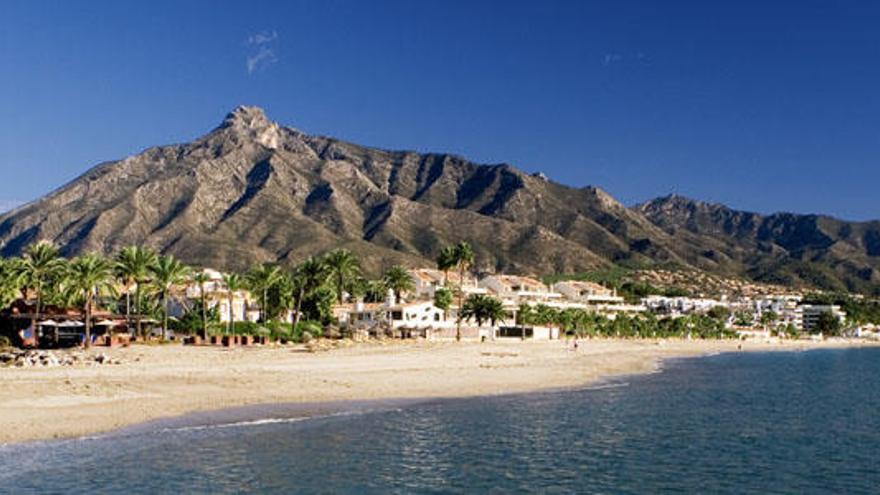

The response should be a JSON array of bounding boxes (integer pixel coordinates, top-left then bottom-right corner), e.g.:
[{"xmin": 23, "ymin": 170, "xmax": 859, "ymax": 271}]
[
  {"xmin": 38, "ymin": 319, "xmax": 59, "ymax": 327},
  {"xmin": 95, "ymin": 319, "xmax": 119, "ymax": 327},
  {"xmin": 58, "ymin": 320, "xmax": 85, "ymax": 328}
]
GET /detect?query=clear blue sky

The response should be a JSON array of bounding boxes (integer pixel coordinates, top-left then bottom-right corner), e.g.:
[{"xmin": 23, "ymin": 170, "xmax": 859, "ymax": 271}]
[{"xmin": 1, "ymin": 1, "xmax": 878, "ymax": 220}]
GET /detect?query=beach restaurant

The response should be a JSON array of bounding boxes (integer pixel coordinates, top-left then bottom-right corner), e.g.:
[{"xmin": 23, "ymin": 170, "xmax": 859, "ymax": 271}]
[{"xmin": 0, "ymin": 300, "xmax": 132, "ymax": 348}]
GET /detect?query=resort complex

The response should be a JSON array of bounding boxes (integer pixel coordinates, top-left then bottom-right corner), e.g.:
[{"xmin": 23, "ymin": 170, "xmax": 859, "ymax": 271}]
[{"xmin": 0, "ymin": 239, "xmax": 873, "ymax": 352}]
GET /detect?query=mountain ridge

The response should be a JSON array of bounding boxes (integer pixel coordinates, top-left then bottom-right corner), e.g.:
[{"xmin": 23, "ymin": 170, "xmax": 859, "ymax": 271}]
[{"xmin": 1, "ymin": 106, "xmax": 878, "ymax": 294}]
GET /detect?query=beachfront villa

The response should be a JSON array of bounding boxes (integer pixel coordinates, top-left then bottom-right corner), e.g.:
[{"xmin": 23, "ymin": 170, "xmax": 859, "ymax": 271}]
[
  {"xmin": 408, "ymin": 268, "xmax": 486, "ymax": 299},
  {"xmin": 177, "ymin": 269, "xmax": 258, "ymax": 323},
  {"xmin": 479, "ymin": 275, "xmax": 562, "ymax": 304}
]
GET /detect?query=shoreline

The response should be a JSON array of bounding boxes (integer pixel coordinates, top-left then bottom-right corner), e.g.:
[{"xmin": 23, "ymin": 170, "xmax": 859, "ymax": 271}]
[{"xmin": 1, "ymin": 338, "xmax": 877, "ymax": 446}]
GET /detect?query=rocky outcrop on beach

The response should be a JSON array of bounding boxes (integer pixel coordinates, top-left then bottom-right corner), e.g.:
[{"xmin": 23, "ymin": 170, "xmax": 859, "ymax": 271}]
[
  {"xmin": 0, "ymin": 349, "xmax": 123, "ymax": 368},
  {"xmin": 0, "ymin": 106, "xmax": 877, "ymax": 292}
]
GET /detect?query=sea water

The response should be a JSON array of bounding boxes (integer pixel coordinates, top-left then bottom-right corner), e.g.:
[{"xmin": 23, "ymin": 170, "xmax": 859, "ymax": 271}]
[{"xmin": 2, "ymin": 348, "xmax": 879, "ymax": 494}]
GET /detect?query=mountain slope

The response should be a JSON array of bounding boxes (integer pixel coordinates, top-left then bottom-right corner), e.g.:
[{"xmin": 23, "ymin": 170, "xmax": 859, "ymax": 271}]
[
  {"xmin": 636, "ymin": 195, "xmax": 880, "ymax": 294},
  {"xmin": 0, "ymin": 107, "xmax": 659, "ymax": 274},
  {"xmin": 0, "ymin": 106, "xmax": 877, "ymax": 295}
]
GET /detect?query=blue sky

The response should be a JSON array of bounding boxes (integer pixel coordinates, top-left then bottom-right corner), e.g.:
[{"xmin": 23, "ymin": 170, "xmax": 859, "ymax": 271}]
[{"xmin": 1, "ymin": 1, "xmax": 878, "ymax": 220}]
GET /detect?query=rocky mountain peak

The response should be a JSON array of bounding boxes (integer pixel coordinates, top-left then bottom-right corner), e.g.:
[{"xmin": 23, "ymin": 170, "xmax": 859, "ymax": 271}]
[
  {"xmin": 224, "ymin": 105, "xmax": 271, "ymax": 127},
  {"xmin": 218, "ymin": 105, "xmax": 282, "ymax": 149}
]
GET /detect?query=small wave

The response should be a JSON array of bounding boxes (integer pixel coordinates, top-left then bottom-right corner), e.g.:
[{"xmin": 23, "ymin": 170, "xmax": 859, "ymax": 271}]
[
  {"xmin": 587, "ymin": 382, "xmax": 630, "ymax": 391},
  {"xmin": 156, "ymin": 407, "xmax": 395, "ymax": 435},
  {"xmin": 161, "ymin": 417, "xmax": 309, "ymax": 433}
]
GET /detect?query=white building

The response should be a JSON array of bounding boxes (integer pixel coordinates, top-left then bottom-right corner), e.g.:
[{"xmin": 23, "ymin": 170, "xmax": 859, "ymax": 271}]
[
  {"xmin": 409, "ymin": 268, "xmax": 486, "ymax": 300},
  {"xmin": 479, "ymin": 275, "xmax": 562, "ymax": 304},
  {"xmin": 182, "ymin": 268, "xmax": 256, "ymax": 323},
  {"xmin": 753, "ymin": 295, "xmax": 803, "ymax": 330},
  {"xmin": 642, "ymin": 295, "xmax": 726, "ymax": 316}
]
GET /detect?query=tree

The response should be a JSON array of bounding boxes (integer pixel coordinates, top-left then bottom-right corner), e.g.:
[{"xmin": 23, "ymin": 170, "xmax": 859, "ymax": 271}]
[
  {"xmin": 115, "ymin": 246, "xmax": 158, "ymax": 339},
  {"xmin": 68, "ymin": 254, "xmax": 116, "ymax": 348},
  {"xmin": 760, "ymin": 310, "xmax": 779, "ymax": 330},
  {"xmin": 533, "ymin": 304, "xmax": 559, "ymax": 330},
  {"xmin": 246, "ymin": 263, "xmax": 283, "ymax": 323},
  {"xmin": 221, "ymin": 272, "xmax": 243, "ymax": 335},
  {"xmin": 435, "ymin": 246, "xmax": 457, "ymax": 286},
  {"xmin": 433, "ymin": 287, "xmax": 453, "ymax": 321},
  {"xmin": 734, "ymin": 310, "xmax": 754, "ymax": 327},
  {"xmin": 150, "ymin": 255, "xmax": 190, "ymax": 340},
  {"xmin": 516, "ymin": 303, "xmax": 536, "ymax": 326},
  {"xmin": 452, "ymin": 242, "xmax": 475, "ymax": 342},
  {"xmin": 192, "ymin": 271, "xmax": 211, "ymax": 339},
  {"xmin": 0, "ymin": 258, "xmax": 22, "ymax": 311},
  {"xmin": 814, "ymin": 311, "xmax": 841, "ymax": 336},
  {"xmin": 461, "ymin": 294, "xmax": 505, "ymax": 328},
  {"xmin": 292, "ymin": 257, "xmax": 330, "ymax": 329},
  {"xmin": 363, "ymin": 279, "xmax": 387, "ymax": 303},
  {"xmin": 383, "ymin": 265, "xmax": 414, "ymax": 303},
  {"xmin": 16, "ymin": 241, "xmax": 67, "ymax": 337},
  {"xmin": 707, "ymin": 306, "xmax": 731, "ymax": 321},
  {"xmin": 323, "ymin": 249, "xmax": 360, "ymax": 304}
]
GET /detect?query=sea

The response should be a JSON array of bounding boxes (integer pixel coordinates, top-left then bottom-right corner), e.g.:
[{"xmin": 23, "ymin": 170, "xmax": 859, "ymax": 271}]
[{"xmin": 1, "ymin": 347, "xmax": 879, "ymax": 494}]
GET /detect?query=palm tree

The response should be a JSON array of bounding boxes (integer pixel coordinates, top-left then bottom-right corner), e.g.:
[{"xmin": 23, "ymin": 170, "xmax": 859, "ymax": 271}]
[
  {"xmin": 221, "ymin": 272, "xmax": 243, "ymax": 335},
  {"xmin": 383, "ymin": 265, "xmax": 414, "ymax": 303},
  {"xmin": 0, "ymin": 258, "xmax": 23, "ymax": 311},
  {"xmin": 192, "ymin": 271, "xmax": 211, "ymax": 339},
  {"xmin": 246, "ymin": 263, "xmax": 283, "ymax": 323},
  {"xmin": 68, "ymin": 254, "xmax": 116, "ymax": 349},
  {"xmin": 363, "ymin": 279, "xmax": 387, "ymax": 303},
  {"xmin": 435, "ymin": 246, "xmax": 457, "ymax": 286},
  {"xmin": 433, "ymin": 287, "xmax": 453, "ymax": 321},
  {"xmin": 115, "ymin": 246, "xmax": 158, "ymax": 339},
  {"xmin": 292, "ymin": 257, "xmax": 330, "ymax": 329},
  {"xmin": 150, "ymin": 255, "xmax": 190, "ymax": 341},
  {"xmin": 323, "ymin": 249, "xmax": 361, "ymax": 304},
  {"xmin": 461, "ymin": 294, "xmax": 506, "ymax": 328},
  {"xmin": 453, "ymin": 242, "xmax": 475, "ymax": 342},
  {"xmin": 516, "ymin": 303, "xmax": 536, "ymax": 326},
  {"xmin": 16, "ymin": 241, "xmax": 67, "ymax": 338}
]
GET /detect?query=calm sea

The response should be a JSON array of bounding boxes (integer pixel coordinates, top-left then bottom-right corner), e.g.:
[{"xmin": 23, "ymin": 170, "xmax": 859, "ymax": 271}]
[{"xmin": 2, "ymin": 348, "xmax": 879, "ymax": 494}]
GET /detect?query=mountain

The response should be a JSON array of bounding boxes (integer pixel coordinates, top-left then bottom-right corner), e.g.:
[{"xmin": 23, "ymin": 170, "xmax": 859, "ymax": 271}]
[
  {"xmin": 636, "ymin": 195, "xmax": 880, "ymax": 294},
  {"xmin": 0, "ymin": 106, "xmax": 877, "ymax": 294}
]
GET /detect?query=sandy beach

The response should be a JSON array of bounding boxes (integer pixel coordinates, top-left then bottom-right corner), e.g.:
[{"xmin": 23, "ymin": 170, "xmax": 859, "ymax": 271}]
[{"xmin": 1, "ymin": 338, "xmax": 875, "ymax": 445}]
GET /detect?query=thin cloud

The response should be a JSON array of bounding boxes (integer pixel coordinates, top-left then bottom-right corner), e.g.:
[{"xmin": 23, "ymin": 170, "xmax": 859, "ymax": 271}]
[
  {"xmin": 245, "ymin": 30, "xmax": 279, "ymax": 74},
  {"xmin": 603, "ymin": 53, "xmax": 623, "ymax": 66},
  {"xmin": 247, "ymin": 30, "xmax": 278, "ymax": 45}
]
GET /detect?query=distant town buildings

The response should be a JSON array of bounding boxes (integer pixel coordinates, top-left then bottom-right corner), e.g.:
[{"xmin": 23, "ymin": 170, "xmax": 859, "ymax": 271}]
[{"xmin": 169, "ymin": 266, "xmax": 859, "ymax": 341}]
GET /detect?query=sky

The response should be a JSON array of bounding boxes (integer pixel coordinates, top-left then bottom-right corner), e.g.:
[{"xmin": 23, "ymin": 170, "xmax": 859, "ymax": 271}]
[{"xmin": 0, "ymin": 1, "xmax": 878, "ymax": 220}]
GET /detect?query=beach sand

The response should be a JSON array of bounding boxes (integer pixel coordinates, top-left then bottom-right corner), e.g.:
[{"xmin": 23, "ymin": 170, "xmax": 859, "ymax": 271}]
[{"xmin": 0, "ymin": 338, "xmax": 874, "ymax": 444}]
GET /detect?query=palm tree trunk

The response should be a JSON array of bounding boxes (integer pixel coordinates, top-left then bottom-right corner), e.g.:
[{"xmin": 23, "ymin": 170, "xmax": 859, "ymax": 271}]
[
  {"xmin": 227, "ymin": 293, "xmax": 233, "ymax": 335},
  {"xmin": 125, "ymin": 289, "xmax": 131, "ymax": 333},
  {"xmin": 293, "ymin": 286, "xmax": 305, "ymax": 329},
  {"xmin": 201, "ymin": 287, "xmax": 207, "ymax": 340},
  {"xmin": 32, "ymin": 282, "xmax": 42, "ymax": 347},
  {"xmin": 135, "ymin": 283, "xmax": 143, "ymax": 340},
  {"xmin": 455, "ymin": 266, "xmax": 464, "ymax": 342},
  {"xmin": 84, "ymin": 293, "xmax": 92, "ymax": 349},
  {"xmin": 162, "ymin": 293, "xmax": 168, "ymax": 341}
]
